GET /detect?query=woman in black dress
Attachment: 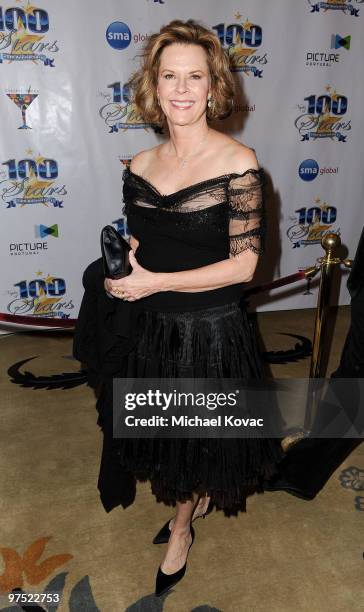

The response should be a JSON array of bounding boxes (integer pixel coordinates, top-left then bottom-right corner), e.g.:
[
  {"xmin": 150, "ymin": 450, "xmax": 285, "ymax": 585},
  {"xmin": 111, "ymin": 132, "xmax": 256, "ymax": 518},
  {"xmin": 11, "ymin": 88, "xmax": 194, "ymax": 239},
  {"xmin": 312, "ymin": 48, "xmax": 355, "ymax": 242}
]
[{"xmin": 103, "ymin": 19, "xmax": 283, "ymax": 596}]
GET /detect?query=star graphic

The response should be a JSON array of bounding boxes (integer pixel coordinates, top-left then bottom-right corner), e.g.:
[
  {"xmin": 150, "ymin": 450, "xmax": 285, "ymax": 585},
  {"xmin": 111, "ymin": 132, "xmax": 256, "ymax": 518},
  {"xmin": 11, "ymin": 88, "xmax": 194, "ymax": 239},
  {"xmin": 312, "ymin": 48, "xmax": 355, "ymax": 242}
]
[
  {"xmin": 26, "ymin": 148, "xmax": 33, "ymax": 155},
  {"xmin": 314, "ymin": 197, "xmax": 321, "ymax": 204},
  {"xmin": 22, "ymin": 166, "xmax": 54, "ymax": 204},
  {"xmin": 34, "ymin": 155, "xmax": 47, "ymax": 165},
  {"xmin": 244, "ymin": 19, "xmax": 253, "ymax": 32},
  {"xmin": 36, "ymin": 270, "xmax": 43, "ymax": 276},
  {"xmin": 24, "ymin": 3, "xmax": 38, "ymax": 16},
  {"xmin": 45, "ymin": 274, "xmax": 55, "ymax": 284},
  {"xmin": 234, "ymin": 12, "xmax": 242, "ymax": 21},
  {"xmin": 10, "ymin": 17, "xmax": 44, "ymax": 59}
]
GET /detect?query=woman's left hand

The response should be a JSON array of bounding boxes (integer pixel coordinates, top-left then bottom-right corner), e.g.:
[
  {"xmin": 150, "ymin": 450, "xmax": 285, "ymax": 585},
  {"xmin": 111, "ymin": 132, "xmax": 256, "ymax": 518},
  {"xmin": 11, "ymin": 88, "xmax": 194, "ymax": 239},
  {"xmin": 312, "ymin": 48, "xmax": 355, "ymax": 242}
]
[{"xmin": 104, "ymin": 251, "xmax": 163, "ymax": 301}]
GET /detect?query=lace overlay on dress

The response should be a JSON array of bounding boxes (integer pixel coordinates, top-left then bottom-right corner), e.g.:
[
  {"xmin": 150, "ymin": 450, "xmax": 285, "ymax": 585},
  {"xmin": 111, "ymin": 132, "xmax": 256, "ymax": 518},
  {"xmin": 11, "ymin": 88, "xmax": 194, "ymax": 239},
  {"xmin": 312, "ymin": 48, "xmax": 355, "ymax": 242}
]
[
  {"xmin": 122, "ymin": 166, "xmax": 266, "ymax": 257},
  {"xmin": 227, "ymin": 171, "xmax": 266, "ymax": 257}
]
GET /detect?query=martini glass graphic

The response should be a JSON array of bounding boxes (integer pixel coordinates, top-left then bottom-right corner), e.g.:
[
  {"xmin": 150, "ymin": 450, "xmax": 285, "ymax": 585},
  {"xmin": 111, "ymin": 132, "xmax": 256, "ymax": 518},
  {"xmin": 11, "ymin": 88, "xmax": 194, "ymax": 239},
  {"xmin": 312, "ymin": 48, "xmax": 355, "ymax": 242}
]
[{"xmin": 7, "ymin": 92, "xmax": 38, "ymax": 129}]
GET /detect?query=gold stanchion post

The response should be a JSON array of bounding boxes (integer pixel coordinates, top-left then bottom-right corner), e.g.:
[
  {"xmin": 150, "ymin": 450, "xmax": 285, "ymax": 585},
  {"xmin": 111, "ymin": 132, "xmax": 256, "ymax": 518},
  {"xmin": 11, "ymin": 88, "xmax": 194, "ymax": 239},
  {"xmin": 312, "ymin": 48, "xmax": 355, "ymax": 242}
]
[
  {"xmin": 282, "ymin": 232, "xmax": 351, "ymax": 452},
  {"xmin": 309, "ymin": 233, "xmax": 342, "ymax": 379}
]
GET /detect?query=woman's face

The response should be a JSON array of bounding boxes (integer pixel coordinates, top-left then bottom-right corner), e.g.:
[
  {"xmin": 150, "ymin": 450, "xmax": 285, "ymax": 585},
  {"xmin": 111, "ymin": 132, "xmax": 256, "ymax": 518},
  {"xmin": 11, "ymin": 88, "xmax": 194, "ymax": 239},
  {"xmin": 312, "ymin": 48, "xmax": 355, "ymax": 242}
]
[{"xmin": 157, "ymin": 43, "xmax": 211, "ymax": 126}]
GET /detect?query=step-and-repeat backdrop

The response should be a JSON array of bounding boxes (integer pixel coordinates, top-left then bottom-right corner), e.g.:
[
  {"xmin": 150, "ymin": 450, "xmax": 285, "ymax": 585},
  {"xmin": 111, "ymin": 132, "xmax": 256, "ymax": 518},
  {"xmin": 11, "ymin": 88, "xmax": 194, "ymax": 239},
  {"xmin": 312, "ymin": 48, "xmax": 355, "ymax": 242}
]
[{"xmin": 1, "ymin": 0, "xmax": 363, "ymax": 329}]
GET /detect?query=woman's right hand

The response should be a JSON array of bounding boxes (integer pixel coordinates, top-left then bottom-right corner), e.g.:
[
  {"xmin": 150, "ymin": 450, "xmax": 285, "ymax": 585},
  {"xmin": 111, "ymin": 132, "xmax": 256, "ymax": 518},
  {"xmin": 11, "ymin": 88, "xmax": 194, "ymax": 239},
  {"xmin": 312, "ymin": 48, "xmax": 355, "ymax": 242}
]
[{"xmin": 104, "ymin": 234, "xmax": 139, "ymax": 298}]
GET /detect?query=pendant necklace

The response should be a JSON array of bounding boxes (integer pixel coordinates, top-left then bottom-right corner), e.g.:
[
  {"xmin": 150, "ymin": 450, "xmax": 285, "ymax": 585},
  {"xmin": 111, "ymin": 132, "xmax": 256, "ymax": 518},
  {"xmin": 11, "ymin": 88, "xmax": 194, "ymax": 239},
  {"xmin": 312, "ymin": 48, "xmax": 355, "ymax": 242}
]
[{"xmin": 171, "ymin": 129, "xmax": 210, "ymax": 169}]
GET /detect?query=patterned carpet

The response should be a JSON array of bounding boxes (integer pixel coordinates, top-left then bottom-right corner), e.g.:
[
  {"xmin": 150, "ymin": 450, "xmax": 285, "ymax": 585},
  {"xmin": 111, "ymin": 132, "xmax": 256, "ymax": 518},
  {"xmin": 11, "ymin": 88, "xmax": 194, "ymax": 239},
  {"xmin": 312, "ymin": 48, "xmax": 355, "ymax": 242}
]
[{"xmin": 0, "ymin": 306, "xmax": 363, "ymax": 612}]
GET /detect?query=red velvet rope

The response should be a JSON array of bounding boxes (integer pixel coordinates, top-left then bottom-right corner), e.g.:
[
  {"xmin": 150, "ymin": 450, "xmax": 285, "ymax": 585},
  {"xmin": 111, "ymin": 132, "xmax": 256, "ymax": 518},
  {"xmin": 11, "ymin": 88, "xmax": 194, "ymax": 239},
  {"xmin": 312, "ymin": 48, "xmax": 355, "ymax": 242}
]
[
  {"xmin": 244, "ymin": 270, "xmax": 307, "ymax": 296},
  {"xmin": 0, "ymin": 270, "xmax": 308, "ymax": 329}
]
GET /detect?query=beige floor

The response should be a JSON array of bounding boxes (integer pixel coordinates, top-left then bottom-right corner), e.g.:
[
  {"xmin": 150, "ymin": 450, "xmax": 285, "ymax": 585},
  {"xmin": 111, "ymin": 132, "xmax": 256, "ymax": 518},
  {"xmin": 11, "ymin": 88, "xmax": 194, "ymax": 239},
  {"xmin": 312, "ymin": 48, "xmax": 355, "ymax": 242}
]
[{"xmin": 0, "ymin": 307, "xmax": 362, "ymax": 612}]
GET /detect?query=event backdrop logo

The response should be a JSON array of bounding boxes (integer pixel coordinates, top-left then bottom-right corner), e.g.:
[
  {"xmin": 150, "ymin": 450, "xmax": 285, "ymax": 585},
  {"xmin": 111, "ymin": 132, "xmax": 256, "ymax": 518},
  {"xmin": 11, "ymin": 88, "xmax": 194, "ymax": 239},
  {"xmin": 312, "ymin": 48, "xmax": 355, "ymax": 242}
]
[
  {"xmin": 299, "ymin": 159, "xmax": 319, "ymax": 181},
  {"xmin": 106, "ymin": 21, "xmax": 131, "ymax": 50},
  {"xmin": 35, "ymin": 223, "xmax": 58, "ymax": 238},
  {"xmin": 295, "ymin": 86, "xmax": 351, "ymax": 142},
  {"xmin": 286, "ymin": 199, "xmax": 340, "ymax": 248},
  {"xmin": 307, "ymin": 0, "xmax": 363, "ymax": 16},
  {"xmin": 112, "ymin": 217, "xmax": 130, "ymax": 237},
  {"xmin": 6, "ymin": 87, "xmax": 38, "ymax": 128},
  {"xmin": 298, "ymin": 159, "xmax": 339, "ymax": 181},
  {"xmin": 1, "ymin": 151, "xmax": 67, "ymax": 208},
  {"xmin": 212, "ymin": 14, "xmax": 267, "ymax": 76},
  {"xmin": 6, "ymin": 271, "xmax": 74, "ymax": 318},
  {"xmin": 9, "ymin": 225, "xmax": 59, "ymax": 256},
  {"xmin": 105, "ymin": 20, "xmax": 149, "ymax": 49},
  {"xmin": 331, "ymin": 34, "xmax": 351, "ymax": 50},
  {"xmin": 98, "ymin": 82, "xmax": 153, "ymax": 132},
  {"xmin": 0, "ymin": 2, "xmax": 59, "ymax": 66},
  {"xmin": 306, "ymin": 33, "xmax": 351, "ymax": 67}
]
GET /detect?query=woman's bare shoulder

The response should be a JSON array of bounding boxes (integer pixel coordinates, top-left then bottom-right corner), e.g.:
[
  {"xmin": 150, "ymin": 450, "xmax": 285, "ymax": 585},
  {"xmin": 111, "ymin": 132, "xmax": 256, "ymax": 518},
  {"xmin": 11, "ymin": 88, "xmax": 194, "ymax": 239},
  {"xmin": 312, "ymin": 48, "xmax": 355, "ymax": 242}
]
[
  {"xmin": 129, "ymin": 145, "xmax": 162, "ymax": 174},
  {"xmin": 212, "ymin": 131, "xmax": 260, "ymax": 175}
]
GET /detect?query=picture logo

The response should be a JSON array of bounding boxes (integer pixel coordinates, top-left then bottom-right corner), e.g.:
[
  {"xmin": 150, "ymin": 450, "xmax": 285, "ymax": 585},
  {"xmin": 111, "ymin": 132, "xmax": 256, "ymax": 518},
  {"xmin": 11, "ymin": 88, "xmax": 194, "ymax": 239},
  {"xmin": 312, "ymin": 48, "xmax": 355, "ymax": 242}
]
[
  {"xmin": 8, "ymin": 224, "xmax": 59, "ymax": 256},
  {"xmin": 35, "ymin": 223, "xmax": 59, "ymax": 238},
  {"xmin": 294, "ymin": 86, "xmax": 351, "ymax": 142},
  {"xmin": 9, "ymin": 241, "xmax": 48, "ymax": 256},
  {"xmin": 286, "ymin": 199, "xmax": 340, "ymax": 248},
  {"xmin": 6, "ymin": 271, "xmax": 74, "ymax": 319},
  {"xmin": 0, "ymin": 2, "xmax": 59, "ymax": 66},
  {"xmin": 331, "ymin": 34, "xmax": 351, "ymax": 50},
  {"xmin": 1, "ymin": 151, "xmax": 67, "ymax": 208},
  {"xmin": 307, "ymin": 0, "xmax": 362, "ymax": 17},
  {"xmin": 299, "ymin": 159, "xmax": 319, "ymax": 181},
  {"xmin": 306, "ymin": 34, "xmax": 351, "ymax": 67},
  {"xmin": 212, "ymin": 14, "xmax": 267, "ymax": 76},
  {"xmin": 98, "ymin": 82, "xmax": 155, "ymax": 132},
  {"xmin": 106, "ymin": 21, "xmax": 131, "ymax": 50}
]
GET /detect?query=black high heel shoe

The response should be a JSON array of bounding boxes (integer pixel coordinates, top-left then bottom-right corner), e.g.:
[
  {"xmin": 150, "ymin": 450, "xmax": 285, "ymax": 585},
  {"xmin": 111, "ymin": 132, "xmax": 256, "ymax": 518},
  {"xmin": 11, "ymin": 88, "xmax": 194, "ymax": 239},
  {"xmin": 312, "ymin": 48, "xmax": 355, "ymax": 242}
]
[
  {"xmin": 152, "ymin": 499, "xmax": 213, "ymax": 545},
  {"xmin": 155, "ymin": 524, "xmax": 195, "ymax": 597}
]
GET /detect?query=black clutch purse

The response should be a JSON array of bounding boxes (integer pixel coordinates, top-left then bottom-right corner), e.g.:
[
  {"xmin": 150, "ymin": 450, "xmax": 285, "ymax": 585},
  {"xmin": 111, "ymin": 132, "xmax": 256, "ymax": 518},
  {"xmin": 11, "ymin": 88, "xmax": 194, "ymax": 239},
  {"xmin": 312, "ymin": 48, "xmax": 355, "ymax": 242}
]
[{"xmin": 100, "ymin": 225, "xmax": 132, "ymax": 279}]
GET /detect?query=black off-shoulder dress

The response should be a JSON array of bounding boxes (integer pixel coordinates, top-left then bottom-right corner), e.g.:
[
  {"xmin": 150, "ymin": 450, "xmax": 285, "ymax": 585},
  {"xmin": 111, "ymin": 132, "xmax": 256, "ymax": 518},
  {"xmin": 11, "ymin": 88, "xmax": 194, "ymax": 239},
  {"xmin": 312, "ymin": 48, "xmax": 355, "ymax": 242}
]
[{"xmin": 77, "ymin": 166, "xmax": 284, "ymax": 515}]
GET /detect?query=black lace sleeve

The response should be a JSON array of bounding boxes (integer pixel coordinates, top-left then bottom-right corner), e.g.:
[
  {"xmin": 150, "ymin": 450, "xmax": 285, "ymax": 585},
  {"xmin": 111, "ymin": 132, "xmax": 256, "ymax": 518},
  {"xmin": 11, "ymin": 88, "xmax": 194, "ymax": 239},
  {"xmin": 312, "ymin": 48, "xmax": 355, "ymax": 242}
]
[{"xmin": 227, "ymin": 168, "xmax": 266, "ymax": 257}]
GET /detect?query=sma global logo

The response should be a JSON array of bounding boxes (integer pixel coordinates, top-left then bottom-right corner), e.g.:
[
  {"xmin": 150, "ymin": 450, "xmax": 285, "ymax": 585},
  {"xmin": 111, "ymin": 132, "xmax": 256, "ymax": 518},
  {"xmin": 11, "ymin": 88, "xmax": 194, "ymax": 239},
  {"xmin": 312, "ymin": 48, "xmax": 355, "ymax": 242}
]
[
  {"xmin": 299, "ymin": 159, "xmax": 319, "ymax": 181},
  {"xmin": 106, "ymin": 21, "xmax": 131, "ymax": 50}
]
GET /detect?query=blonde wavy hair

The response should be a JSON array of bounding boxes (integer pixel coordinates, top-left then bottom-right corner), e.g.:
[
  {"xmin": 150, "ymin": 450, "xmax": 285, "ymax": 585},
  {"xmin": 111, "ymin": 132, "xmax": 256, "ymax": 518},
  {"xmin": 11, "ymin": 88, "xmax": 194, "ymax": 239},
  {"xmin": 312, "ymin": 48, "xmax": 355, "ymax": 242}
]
[{"xmin": 128, "ymin": 19, "xmax": 235, "ymax": 125}]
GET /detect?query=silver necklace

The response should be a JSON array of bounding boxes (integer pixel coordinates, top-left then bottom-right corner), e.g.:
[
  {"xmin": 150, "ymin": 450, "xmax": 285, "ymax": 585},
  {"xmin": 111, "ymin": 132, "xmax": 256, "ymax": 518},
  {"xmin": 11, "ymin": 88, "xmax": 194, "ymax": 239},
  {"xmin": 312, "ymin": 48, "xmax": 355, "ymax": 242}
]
[{"xmin": 170, "ymin": 130, "xmax": 210, "ymax": 168}]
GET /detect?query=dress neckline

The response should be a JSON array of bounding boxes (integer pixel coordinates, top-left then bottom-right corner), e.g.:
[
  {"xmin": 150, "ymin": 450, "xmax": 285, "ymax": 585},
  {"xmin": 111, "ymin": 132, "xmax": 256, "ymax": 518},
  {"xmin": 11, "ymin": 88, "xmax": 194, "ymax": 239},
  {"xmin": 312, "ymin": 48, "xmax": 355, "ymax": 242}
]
[{"xmin": 124, "ymin": 166, "xmax": 263, "ymax": 199}]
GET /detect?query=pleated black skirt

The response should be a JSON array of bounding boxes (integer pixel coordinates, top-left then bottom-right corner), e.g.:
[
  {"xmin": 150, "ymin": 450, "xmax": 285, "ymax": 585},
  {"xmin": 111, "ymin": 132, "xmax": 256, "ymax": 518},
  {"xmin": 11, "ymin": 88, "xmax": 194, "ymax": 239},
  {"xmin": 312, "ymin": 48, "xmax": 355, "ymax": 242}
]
[{"xmin": 99, "ymin": 300, "xmax": 284, "ymax": 514}]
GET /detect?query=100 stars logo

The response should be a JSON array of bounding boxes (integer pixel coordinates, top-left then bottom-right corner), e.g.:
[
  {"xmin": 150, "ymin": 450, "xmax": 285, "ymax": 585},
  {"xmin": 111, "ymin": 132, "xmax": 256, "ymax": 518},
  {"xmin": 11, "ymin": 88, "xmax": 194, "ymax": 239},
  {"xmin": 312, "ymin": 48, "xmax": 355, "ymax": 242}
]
[
  {"xmin": 0, "ymin": 150, "xmax": 67, "ymax": 209},
  {"xmin": 6, "ymin": 270, "xmax": 74, "ymax": 319},
  {"xmin": 0, "ymin": 1, "xmax": 59, "ymax": 67},
  {"xmin": 294, "ymin": 85, "xmax": 351, "ymax": 142},
  {"xmin": 212, "ymin": 12, "xmax": 267, "ymax": 76}
]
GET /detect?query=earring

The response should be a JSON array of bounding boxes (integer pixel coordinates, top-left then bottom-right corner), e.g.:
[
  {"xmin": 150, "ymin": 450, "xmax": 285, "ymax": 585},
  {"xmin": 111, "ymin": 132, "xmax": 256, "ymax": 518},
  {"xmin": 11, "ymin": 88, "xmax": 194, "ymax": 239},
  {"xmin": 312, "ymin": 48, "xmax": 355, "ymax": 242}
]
[
  {"xmin": 157, "ymin": 93, "xmax": 160, "ymax": 106},
  {"xmin": 207, "ymin": 95, "xmax": 213, "ymax": 108}
]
